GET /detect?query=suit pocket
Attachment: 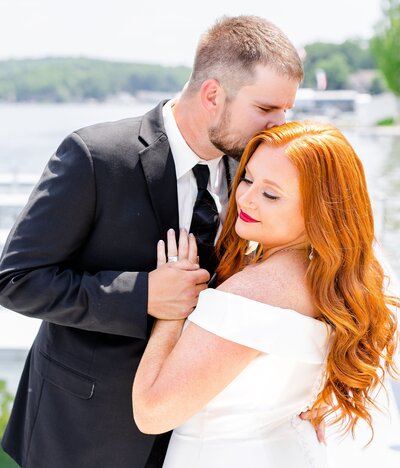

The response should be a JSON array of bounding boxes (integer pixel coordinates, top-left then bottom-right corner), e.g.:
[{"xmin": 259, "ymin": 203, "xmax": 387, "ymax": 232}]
[{"xmin": 34, "ymin": 349, "xmax": 95, "ymax": 399}]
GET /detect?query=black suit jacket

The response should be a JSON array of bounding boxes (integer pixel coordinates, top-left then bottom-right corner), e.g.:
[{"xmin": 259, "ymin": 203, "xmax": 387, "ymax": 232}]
[{"xmin": 0, "ymin": 101, "xmax": 236, "ymax": 468}]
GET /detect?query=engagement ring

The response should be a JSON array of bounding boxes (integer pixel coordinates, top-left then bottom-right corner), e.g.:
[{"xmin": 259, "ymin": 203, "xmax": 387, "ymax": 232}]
[{"xmin": 167, "ymin": 256, "xmax": 178, "ymax": 262}]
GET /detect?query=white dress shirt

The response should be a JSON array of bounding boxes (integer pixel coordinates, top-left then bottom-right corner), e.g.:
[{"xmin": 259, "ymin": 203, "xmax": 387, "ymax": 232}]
[{"xmin": 162, "ymin": 100, "xmax": 228, "ymax": 239}]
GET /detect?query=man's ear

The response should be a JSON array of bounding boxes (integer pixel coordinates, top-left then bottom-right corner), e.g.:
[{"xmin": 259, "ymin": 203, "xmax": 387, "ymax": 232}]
[{"xmin": 199, "ymin": 79, "xmax": 225, "ymax": 114}]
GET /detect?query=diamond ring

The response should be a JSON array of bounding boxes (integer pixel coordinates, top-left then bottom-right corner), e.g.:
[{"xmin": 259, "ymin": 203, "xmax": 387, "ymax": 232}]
[{"xmin": 167, "ymin": 256, "xmax": 178, "ymax": 262}]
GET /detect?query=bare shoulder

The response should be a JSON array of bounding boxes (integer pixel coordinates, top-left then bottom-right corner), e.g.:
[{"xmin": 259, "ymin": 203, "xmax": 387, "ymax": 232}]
[{"xmin": 217, "ymin": 253, "xmax": 317, "ymax": 318}]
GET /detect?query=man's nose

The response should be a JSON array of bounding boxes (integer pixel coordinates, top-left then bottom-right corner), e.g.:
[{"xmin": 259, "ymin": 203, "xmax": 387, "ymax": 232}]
[{"xmin": 265, "ymin": 110, "xmax": 286, "ymax": 129}]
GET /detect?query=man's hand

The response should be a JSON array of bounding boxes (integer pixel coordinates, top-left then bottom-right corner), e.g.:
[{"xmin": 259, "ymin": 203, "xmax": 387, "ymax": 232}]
[
  {"xmin": 148, "ymin": 261, "xmax": 209, "ymax": 319},
  {"xmin": 299, "ymin": 408, "xmax": 327, "ymax": 445},
  {"xmin": 148, "ymin": 229, "xmax": 210, "ymax": 320}
]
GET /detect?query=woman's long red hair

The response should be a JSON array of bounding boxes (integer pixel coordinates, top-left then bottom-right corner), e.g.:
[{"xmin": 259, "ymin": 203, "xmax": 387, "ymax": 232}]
[{"xmin": 216, "ymin": 120, "xmax": 399, "ymax": 437}]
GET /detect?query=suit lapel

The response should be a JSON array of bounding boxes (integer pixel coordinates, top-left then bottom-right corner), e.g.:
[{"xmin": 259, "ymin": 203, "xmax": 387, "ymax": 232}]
[
  {"xmin": 138, "ymin": 102, "xmax": 179, "ymax": 239},
  {"xmin": 137, "ymin": 102, "xmax": 239, "ymax": 240}
]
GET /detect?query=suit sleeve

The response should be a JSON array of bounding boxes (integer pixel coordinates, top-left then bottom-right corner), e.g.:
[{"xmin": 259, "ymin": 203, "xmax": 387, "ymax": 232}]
[{"xmin": 0, "ymin": 132, "xmax": 149, "ymax": 339}]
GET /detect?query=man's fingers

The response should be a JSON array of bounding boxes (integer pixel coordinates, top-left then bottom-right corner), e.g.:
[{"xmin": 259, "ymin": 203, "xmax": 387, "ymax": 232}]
[
  {"xmin": 157, "ymin": 240, "xmax": 166, "ymax": 267},
  {"xmin": 299, "ymin": 410, "xmax": 310, "ymax": 420},
  {"xmin": 195, "ymin": 282, "xmax": 209, "ymax": 296},
  {"xmin": 316, "ymin": 421, "xmax": 327, "ymax": 445},
  {"xmin": 193, "ymin": 268, "xmax": 210, "ymax": 284},
  {"xmin": 299, "ymin": 408, "xmax": 327, "ymax": 445},
  {"xmin": 169, "ymin": 259, "xmax": 199, "ymax": 271}
]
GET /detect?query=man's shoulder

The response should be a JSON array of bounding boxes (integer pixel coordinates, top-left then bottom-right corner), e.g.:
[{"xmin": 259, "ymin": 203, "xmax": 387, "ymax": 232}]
[
  {"xmin": 75, "ymin": 115, "xmax": 142, "ymax": 145},
  {"xmin": 74, "ymin": 100, "xmax": 167, "ymax": 150}
]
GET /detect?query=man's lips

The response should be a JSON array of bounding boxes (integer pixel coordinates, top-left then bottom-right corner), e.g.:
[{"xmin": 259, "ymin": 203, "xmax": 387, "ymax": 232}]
[{"xmin": 239, "ymin": 210, "xmax": 260, "ymax": 223}]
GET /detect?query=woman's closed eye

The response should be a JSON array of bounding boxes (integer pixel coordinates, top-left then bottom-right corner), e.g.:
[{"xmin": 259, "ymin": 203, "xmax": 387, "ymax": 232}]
[
  {"xmin": 263, "ymin": 191, "xmax": 279, "ymax": 200},
  {"xmin": 239, "ymin": 176, "xmax": 252, "ymax": 185},
  {"xmin": 239, "ymin": 176, "xmax": 280, "ymax": 200}
]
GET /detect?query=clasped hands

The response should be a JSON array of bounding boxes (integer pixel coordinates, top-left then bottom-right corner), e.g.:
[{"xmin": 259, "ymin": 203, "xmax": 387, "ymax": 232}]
[
  {"xmin": 147, "ymin": 228, "xmax": 209, "ymax": 320},
  {"xmin": 147, "ymin": 228, "xmax": 327, "ymax": 445}
]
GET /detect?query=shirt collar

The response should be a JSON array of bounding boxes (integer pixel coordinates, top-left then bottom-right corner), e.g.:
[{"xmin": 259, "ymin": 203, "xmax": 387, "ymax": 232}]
[{"xmin": 162, "ymin": 99, "xmax": 223, "ymax": 181}]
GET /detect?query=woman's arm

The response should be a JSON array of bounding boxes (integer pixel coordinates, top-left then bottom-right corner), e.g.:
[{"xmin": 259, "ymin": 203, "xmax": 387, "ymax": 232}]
[
  {"xmin": 133, "ymin": 318, "xmax": 259, "ymax": 434},
  {"xmin": 132, "ymin": 229, "xmax": 260, "ymax": 434}
]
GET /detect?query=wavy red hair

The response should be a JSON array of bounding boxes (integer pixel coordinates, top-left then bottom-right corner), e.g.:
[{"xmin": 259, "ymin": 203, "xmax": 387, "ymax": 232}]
[{"xmin": 216, "ymin": 120, "xmax": 399, "ymax": 437}]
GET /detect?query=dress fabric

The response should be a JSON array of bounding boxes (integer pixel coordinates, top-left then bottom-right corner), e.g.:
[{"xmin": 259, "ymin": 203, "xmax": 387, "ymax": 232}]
[{"xmin": 162, "ymin": 289, "xmax": 332, "ymax": 468}]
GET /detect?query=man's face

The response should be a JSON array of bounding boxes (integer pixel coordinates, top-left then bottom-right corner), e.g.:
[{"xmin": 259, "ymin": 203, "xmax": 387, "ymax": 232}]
[{"xmin": 208, "ymin": 65, "xmax": 299, "ymax": 161}]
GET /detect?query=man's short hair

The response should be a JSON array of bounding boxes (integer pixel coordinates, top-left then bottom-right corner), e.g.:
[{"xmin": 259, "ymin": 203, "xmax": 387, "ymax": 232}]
[{"xmin": 187, "ymin": 15, "xmax": 304, "ymax": 97}]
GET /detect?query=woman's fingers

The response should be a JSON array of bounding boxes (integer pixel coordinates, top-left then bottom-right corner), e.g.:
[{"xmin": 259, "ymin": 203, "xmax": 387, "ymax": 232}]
[
  {"xmin": 157, "ymin": 240, "xmax": 166, "ymax": 267},
  {"xmin": 165, "ymin": 229, "xmax": 198, "ymax": 265},
  {"xmin": 188, "ymin": 233, "xmax": 198, "ymax": 264},
  {"xmin": 167, "ymin": 229, "xmax": 178, "ymax": 261},
  {"xmin": 178, "ymin": 229, "xmax": 189, "ymax": 261}
]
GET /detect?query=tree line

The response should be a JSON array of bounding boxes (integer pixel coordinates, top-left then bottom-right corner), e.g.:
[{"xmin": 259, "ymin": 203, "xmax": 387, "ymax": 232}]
[{"xmin": 0, "ymin": 58, "xmax": 190, "ymax": 102}]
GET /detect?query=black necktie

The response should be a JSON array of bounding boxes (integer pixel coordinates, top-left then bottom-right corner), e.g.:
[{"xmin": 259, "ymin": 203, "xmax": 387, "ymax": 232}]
[{"xmin": 189, "ymin": 164, "xmax": 220, "ymax": 275}]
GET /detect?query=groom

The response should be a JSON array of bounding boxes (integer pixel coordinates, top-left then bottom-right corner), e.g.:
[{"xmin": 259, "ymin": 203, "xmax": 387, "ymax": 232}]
[{"xmin": 0, "ymin": 15, "xmax": 303, "ymax": 468}]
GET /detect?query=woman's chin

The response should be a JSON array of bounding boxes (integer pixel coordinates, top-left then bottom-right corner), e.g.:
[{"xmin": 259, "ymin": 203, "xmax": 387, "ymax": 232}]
[
  {"xmin": 235, "ymin": 223, "xmax": 258, "ymax": 244},
  {"xmin": 235, "ymin": 223, "xmax": 255, "ymax": 242}
]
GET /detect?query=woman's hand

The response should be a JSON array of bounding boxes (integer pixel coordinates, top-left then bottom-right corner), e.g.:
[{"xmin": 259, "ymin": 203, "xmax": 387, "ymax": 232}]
[
  {"xmin": 157, "ymin": 228, "xmax": 198, "ymax": 267},
  {"xmin": 148, "ymin": 229, "xmax": 209, "ymax": 320}
]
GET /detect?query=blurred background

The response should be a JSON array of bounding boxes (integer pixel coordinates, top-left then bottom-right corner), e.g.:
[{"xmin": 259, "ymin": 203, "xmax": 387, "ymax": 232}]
[{"xmin": 0, "ymin": 0, "xmax": 399, "ymax": 466}]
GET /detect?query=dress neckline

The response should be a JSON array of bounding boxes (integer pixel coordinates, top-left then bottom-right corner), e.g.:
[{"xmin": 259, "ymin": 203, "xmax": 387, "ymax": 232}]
[{"xmin": 202, "ymin": 288, "xmax": 330, "ymax": 330}]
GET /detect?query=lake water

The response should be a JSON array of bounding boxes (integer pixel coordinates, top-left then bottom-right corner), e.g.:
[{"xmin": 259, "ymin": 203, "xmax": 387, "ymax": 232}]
[{"xmin": 0, "ymin": 101, "xmax": 399, "ymax": 392}]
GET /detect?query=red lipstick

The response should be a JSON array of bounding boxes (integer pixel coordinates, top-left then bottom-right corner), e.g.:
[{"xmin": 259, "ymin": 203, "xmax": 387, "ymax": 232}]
[{"xmin": 239, "ymin": 210, "xmax": 260, "ymax": 223}]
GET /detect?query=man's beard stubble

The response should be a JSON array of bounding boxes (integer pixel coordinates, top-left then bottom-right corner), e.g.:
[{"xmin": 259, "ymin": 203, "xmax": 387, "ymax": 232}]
[{"xmin": 208, "ymin": 105, "xmax": 247, "ymax": 162}]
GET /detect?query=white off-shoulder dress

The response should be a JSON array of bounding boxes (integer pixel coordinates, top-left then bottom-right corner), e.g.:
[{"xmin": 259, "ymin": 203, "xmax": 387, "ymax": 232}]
[{"xmin": 162, "ymin": 289, "xmax": 332, "ymax": 468}]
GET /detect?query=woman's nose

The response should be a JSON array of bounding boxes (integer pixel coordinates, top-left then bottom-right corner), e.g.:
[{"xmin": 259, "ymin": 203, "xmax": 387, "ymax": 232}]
[{"xmin": 238, "ymin": 188, "xmax": 256, "ymax": 209}]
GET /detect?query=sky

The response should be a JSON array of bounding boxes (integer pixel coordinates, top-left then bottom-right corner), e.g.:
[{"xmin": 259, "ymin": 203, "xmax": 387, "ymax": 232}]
[{"xmin": 1, "ymin": 0, "xmax": 383, "ymax": 66}]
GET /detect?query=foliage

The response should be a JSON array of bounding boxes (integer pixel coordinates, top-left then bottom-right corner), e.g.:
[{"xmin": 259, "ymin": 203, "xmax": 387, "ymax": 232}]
[
  {"xmin": 0, "ymin": 380, "xmax": 13, "ymax": 440},
  {"xmin": 302, "ymin": 39, "xmax": 377, "ymax": 91},
  {"xmin": 369, "ymin": 73, "xmax": 388, "ymax": 94},
  {"xmin": 0, "ymin": 380, "xmax": 18, "ymax": 466},
  {"xmin": 376, "ymin": 116, "xmax": 396, "ymax": 125},
  {"xmin": 370, "ymin": 0, "xmax": 400, "ymax": 96},
  {"xmin": 0, "ymin": 58, "xmax": 191, "ymax": 102},
  {"xmin": 0, "ymin": 448, "xmax": 19, "ymax": 468},
  {"xmin": 315, "ymin": 53, "xmax": 350, "ymax": 89}
]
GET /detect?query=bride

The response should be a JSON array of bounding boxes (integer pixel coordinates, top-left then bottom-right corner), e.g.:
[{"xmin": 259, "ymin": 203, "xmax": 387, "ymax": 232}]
[{"xmin": 132, "ymin": 121, "xmax": 399, "ymax": 468}]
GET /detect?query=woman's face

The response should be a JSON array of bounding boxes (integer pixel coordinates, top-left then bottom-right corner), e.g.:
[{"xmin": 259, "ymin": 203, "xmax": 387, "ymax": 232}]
[{"xmin": 235, "ymin": 142, "xmax": 306, "ymax": 250}]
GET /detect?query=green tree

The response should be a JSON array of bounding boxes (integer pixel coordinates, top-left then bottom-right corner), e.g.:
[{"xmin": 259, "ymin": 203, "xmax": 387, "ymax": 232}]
[
  {"xmin": 0, "ymin": 58, "xmax": 191, "ymax": 102},
  {"xmin": 0, "ymin": 380, "xmax": 13, "ymax": 440},
  {"xmin": 341, "ymin": 39, "xmax": 375, "ymax": 71},
  {"xmin": 369, "ymin": 73, "xmax": 388, "ymax": 94},
  {"xmin": 371, "ymin": 0, "xmax": 400, "ymax": 96},
  {"xmin": 302, "ymin": 40, "xmax": 376, "ymax": 90},
  {"xmin": 316, "ymin": 53, "xmax": 350, "ymax": 89}
]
